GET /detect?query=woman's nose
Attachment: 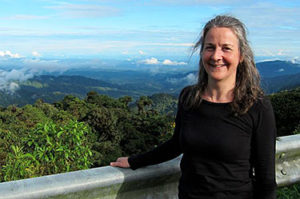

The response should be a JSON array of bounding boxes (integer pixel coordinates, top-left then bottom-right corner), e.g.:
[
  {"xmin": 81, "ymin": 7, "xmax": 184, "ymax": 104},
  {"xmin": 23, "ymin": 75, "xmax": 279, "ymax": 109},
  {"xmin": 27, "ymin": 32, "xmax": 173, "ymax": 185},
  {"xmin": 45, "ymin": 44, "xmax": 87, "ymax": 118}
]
[{"xmin": 211, "ymin": 48, "xmax": 223, "ymax": 61}]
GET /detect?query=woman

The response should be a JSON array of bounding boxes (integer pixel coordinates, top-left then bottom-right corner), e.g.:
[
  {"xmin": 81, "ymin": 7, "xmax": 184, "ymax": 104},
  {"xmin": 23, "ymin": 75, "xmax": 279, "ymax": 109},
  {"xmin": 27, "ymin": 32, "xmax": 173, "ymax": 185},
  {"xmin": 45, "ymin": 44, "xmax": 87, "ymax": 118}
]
[{"xmin": 111, "ymin": 15, "xmax": 277, "ymax": 199}]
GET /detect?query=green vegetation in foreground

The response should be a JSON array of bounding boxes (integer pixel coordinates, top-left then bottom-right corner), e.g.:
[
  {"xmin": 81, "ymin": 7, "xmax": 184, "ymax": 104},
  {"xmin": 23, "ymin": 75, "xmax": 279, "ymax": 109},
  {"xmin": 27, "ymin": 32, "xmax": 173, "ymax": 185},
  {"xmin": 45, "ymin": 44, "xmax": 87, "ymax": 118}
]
[
  {"xmin": 0, "ymin": 88, "xmax": 299, "ymax": 198},
  {"xmin": 269, "ymin": 87, "xmax": 300, "ymax": 136},
  {"xmin": 277, "ymin": 184, "xmax": 300, "ymax": 199},
  {"xmin": 0, "ymin": 92, "xmax": 174, "ymax": 182}
]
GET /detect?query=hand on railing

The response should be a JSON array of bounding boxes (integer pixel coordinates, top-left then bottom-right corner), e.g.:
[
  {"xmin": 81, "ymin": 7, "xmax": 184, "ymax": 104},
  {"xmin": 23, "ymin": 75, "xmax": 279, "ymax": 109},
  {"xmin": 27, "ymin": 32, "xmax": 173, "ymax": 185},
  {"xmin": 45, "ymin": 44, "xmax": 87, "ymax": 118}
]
[{"xmin": 110, "ymin": 157, "xmax": 130, "ymax": 168}]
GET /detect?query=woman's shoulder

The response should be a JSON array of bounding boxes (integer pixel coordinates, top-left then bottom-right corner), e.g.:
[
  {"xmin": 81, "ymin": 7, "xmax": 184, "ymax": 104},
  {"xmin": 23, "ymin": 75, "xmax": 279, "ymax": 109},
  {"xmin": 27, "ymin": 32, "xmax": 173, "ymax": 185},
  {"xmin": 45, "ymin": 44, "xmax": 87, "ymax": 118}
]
[
  {"xmin": 178, "ymin": 85, "xmax": 196, "ymax": 103},
  {"xmin": 180, "ymin": 85, "xmax": 195, "ymax": 94},
  {"xmin": 249, "ymin": 96, "xmax": 274, "ymax": 114}
]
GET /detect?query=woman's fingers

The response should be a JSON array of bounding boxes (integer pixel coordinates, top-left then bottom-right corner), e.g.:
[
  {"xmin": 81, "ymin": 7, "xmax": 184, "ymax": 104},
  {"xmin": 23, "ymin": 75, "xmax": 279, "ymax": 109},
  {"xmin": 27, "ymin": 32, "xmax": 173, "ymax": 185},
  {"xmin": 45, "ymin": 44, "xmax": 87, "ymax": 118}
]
[{"xmin": 110, "ymin": 157, "xmax": 130, "ymax": 168}]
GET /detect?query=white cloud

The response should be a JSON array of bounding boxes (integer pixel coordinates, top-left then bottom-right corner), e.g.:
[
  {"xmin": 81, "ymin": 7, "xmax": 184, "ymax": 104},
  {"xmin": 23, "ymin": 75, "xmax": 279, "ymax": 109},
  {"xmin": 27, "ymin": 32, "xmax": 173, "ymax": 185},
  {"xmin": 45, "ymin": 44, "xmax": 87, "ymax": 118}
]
[
  {"xmin": 162, "ymin": 59, "xmax": 187, "ymax": 65},
  {"xmin": 0, "ymin": 57, "xmax": 83, "ymax": 92},
  {"xmin": 291, "ymin": 57, "xmax": 300, "ymax": 64},
  {"xmin": 140, "ymin": 57, "xmax": 188, "ymax": 66},
  {"xmin": 32, "ymin": 51, "xmax": 41, "ymax": 57},
  {"xmin": 0, "ymin": 69, "xmax": 33, "ymax": 92},
  {"xmin": 0, "ymin": 50, "xmax": 22, "ymax": 58},
  {"xmin": 167, "ymin": 73, "xmax": 197, "ymax": 85},
  {"xmin": 1, "ymin": 69, "xmax": 33, "ymax": 82},
  {"xmin": 185, "ymin": 73, "xmax": 197, "ymax": 84},
  {"xmin": 8, "ymin": 82, "xmax": 19, "ymax": 92},
  {"xmin": 278, "ymin": 68, "xmax": 284, "ymax": 72},
  {"xmin": 142, "ymin": 57, "xmax": 159, "ymax": 65}
]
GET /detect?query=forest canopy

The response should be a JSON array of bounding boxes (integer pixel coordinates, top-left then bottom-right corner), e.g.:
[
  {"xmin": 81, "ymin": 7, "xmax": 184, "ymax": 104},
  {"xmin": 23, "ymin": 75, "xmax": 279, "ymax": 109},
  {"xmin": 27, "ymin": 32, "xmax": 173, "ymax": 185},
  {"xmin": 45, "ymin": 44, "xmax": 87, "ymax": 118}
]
[{"xmin": 0, "ymin": 88, "xmax": 299, "ymax": 182}]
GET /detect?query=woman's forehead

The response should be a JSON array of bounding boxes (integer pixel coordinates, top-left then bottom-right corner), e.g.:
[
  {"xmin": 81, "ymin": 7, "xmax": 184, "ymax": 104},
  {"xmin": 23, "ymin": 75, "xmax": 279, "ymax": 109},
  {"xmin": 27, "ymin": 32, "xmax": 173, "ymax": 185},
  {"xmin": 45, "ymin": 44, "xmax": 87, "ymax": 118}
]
[{"xmin": 204, "ymin": 27, "xmax": 239, "ymax": 45}]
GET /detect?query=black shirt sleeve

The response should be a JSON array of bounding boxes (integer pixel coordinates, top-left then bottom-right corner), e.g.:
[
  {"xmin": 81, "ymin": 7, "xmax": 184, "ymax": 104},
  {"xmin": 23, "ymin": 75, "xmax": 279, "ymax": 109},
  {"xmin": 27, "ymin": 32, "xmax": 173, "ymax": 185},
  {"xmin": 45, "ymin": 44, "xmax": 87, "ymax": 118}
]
[
  {"xmin": 252, "ymin": 98, "xmax": 277, "ymax": 199},
  {"xmin": 128, "ymin": 100, "xmax": 183, "ymax": 170}
]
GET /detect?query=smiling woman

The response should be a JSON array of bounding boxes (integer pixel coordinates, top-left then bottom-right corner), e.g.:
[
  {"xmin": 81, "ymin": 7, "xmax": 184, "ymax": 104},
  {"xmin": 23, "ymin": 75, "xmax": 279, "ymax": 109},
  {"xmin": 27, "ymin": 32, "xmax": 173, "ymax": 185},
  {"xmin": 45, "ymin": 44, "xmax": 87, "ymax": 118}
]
[
  {"xmin": 111, "ymin": 15, "xmax": 277, "ymax": 199},
  {"xmin": 202, "ymin": 27, "xmax": 241, "ymax": 86}
]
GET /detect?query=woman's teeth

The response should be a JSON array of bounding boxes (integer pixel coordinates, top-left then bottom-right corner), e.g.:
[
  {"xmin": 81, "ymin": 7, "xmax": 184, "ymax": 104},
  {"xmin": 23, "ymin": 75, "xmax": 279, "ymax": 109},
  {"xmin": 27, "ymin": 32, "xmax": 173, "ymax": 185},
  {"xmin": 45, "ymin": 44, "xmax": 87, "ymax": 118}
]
[{"xmin": 211, "ymin": 64, "xmax": 225, "ymax": 68}]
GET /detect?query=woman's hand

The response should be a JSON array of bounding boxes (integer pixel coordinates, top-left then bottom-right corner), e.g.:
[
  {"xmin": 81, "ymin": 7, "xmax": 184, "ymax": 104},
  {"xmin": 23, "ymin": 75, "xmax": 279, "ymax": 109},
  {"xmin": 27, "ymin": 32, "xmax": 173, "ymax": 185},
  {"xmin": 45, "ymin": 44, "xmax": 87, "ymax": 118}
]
[{"xmin": 110, "ymin": 157, "xmax": 130, "ymax": 168}]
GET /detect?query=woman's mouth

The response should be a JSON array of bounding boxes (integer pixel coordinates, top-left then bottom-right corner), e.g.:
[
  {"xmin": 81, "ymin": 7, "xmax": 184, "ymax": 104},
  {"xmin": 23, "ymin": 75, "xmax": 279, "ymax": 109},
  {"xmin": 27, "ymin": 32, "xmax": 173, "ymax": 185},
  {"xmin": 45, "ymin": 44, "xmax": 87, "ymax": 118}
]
[{"xmin": 209, "ymin": 63, "xmax": 226, "ymax": 68}]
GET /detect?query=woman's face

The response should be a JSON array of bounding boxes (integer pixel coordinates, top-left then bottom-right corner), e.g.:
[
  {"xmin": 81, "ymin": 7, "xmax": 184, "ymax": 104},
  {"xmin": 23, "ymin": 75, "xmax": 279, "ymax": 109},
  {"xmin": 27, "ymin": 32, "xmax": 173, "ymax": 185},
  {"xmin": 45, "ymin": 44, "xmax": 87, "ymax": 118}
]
[{"xmin": 202, "ymin": 27, "xmax": 242, "ymax": 84}]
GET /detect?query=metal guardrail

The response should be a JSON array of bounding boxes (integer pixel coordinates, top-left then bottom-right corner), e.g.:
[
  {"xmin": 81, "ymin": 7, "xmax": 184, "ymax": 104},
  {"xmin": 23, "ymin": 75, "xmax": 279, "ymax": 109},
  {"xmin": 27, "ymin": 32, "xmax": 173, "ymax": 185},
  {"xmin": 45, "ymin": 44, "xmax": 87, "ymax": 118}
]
[
  {"xmin": 0, "ymin": 134, "xmax": 300, "ymax": 199},
  {"xmin": 276, "ymin": 134, "xmax": 300, "ymax": 186}
]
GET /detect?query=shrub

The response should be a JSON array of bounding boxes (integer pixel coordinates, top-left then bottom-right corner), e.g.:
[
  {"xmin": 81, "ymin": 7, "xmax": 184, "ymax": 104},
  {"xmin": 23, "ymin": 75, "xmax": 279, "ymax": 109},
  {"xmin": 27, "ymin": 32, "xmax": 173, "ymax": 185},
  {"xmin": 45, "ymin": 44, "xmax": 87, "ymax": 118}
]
[{"xmin": 1, "ymin": 120, "xmax": 92, "ymax": 181}]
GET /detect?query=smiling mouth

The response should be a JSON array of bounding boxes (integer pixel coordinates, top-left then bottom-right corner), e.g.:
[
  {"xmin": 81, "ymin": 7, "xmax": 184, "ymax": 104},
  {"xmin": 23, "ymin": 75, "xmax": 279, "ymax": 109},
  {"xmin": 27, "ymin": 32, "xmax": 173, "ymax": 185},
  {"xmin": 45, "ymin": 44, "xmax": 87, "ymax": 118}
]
[{"xmin": 209, "ymin": 63, "xmax": 226, "ymax": 68}]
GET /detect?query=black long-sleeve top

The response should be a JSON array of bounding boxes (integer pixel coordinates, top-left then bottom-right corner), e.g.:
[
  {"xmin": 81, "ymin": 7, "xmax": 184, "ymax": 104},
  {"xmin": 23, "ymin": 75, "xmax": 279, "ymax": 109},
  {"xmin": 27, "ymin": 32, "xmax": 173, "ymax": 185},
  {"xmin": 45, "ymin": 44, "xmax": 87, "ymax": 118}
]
[{"xmin": 128, "ymin": 93, "xmax": 277, "ymax": 199}]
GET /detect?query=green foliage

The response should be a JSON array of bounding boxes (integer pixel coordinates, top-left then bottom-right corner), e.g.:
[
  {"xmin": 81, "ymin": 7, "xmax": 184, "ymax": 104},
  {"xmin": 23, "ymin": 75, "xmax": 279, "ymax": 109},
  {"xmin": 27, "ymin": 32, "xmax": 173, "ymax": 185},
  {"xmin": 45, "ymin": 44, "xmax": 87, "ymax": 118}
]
[
  {"xmin": 21, "ymin": 80, "xmax": 47, "ymax": 88},
  {"xmin": 277, "ymin": 184, "xmax": 300, "ymax": 199},
  {"xmin": 54, "ymin": 95, "xmax": 88, "ymax": 120},
  {"xmin": 0, "ymin": 75, "xmax": 299, "ymax": 199},
  {"xmin": 0, "ymin": 90, "xmax": 175, "ymax": 178},
  {"xmin": 269, "ymin": 88, "xmax": 300, "ymax": 136},
  {"xmin": 149, "ymin": 93, "xmax": 178, "ymax": 116},
  {"xmin": 84, "ymin": 107, "xmax": 121, "ymax": 143},
  {"xmin": 136, "ymin": 96, "xmax": 153, "ymax": 114},
  {"xmin": 1, "ymin": 146, "xmax": 39, "ymax": 182},
  {"xmin": 1, "ymin": 120, "xmax": 92, "ymax": 181},
  {"xmin": 119, "ymin": 111, "xmax": 174, "ymax": 156},
  {"xmin": 92, "ymin": 141, "xmax": 122, "ymax": 166},
  {"xmin": 86, "ymin": 91, "xmax": 125, "ymax": 109},
  {"xmin": 0, "ymin": 129, "xmax": 21, "ymax": 180},
  {"xmin": 34, "ymin": 99, "xmax": 72, "ymax": 124},
  {"xmin": 293, "ymin": 123, "xmax": 300, "ymax": 135},
  {"xmin": 1, "ymin": 85, "xmax": 298, "ymax": 197}
]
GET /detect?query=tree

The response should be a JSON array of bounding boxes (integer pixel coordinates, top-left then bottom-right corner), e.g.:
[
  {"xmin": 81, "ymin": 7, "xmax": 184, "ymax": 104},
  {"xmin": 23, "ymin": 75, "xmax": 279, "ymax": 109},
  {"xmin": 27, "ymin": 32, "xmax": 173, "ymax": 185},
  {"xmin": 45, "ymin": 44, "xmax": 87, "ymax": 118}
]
[
  {"xmin": 137, "ymin": 96, "xmax": 153, "ymax": 114},
  {"xmin": 269, "ymin": 88, "xmax": 300, "ymax": 136}
]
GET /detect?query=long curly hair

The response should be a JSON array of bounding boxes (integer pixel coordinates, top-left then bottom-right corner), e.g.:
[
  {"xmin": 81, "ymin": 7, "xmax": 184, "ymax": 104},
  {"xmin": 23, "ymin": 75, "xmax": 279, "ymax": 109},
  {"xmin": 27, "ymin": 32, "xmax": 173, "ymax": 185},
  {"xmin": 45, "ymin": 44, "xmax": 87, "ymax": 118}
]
[{"xmin": 181, "ymin": 15, "xmax": 263, "ymax": 115}]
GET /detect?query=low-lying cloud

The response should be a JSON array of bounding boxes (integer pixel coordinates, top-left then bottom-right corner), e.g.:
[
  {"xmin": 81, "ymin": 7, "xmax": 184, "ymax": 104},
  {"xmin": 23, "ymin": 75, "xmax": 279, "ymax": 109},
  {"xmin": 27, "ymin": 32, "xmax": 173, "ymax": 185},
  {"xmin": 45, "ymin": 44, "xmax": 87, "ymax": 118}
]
[
  {"xmin": 0, "ymin": 69, "xmax": 33, "ymax": 93},
  {"xmin": 162, "ymin": 59, "xmax": 187, "ymax": 65},
  {"xmin": 32, "ymin": 51, "xmax": 41, "ymax": 57},
  {"xmin": 142, "ymin": 57, "xmax": 159, "ymax": 65},
  {"xmin": 140, "ymin": 57, "xmax": 187, "ymax": 65},
  {"xmin": 0, "ymin": 50, "xmax": 22, "ymax": 58},
  {"xmin": 167, "ymin": 72, "xmax": 197, "ymax": 85},
  {"xmin": 0, "ymin": 51, "xmax": 192, "ymax": 93},
  {"xmin": 0, "ymin": 50, "xmax": 72, "ymax": 93}
]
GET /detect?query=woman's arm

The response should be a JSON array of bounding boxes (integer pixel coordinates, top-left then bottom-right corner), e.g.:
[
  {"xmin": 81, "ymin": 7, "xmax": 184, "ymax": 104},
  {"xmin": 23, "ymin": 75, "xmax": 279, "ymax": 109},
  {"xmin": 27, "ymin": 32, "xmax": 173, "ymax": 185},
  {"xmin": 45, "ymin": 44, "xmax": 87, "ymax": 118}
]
[
  {"xmin": 111, "ymin": 98, "xmax": 183, "ymax": 170},
  {"xmin": 127, "ymin": 103, "xmax": 183, "ymax": 170},
  {"xmin": 252, "ymin": 98, "xmax": 277, "ymax": 199}
]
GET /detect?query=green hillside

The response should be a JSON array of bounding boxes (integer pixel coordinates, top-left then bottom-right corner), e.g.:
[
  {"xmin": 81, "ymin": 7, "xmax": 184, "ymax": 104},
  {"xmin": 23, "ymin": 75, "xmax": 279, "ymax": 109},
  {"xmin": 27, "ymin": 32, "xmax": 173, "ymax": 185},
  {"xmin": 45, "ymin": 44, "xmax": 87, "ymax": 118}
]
[{"xmin": 0, "ymin": 88, "xmax": 299, "ymax": 198}]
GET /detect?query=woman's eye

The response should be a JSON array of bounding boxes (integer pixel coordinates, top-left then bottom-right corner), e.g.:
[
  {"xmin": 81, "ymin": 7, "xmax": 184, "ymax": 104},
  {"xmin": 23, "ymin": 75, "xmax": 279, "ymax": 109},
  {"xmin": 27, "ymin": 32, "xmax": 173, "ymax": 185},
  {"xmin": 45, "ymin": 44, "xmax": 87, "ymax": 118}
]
[
  {"xmin": 205, "ymin": 46, "xmax": 214, "ymax": 50},
  {"xmin": 223, "ymin": 47, "xmax": 232, "ymax": 51}
]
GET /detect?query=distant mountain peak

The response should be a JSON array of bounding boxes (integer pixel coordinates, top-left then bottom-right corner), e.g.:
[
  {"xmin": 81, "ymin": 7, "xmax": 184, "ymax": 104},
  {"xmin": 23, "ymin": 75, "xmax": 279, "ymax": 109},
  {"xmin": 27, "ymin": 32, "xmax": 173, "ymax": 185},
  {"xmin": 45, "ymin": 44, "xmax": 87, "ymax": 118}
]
[{"xmin": 256, "ymin": 60, "xmax": 300, "ymax": 78}]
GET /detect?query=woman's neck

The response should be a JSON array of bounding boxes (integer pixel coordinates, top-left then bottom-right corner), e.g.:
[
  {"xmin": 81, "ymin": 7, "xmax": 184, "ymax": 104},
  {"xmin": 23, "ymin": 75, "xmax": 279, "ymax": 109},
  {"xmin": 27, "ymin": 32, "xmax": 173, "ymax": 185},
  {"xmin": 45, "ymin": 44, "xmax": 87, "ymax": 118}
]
[{"xmin": 202, "ymin": 80, "xmax": 235, "ymax": 103}]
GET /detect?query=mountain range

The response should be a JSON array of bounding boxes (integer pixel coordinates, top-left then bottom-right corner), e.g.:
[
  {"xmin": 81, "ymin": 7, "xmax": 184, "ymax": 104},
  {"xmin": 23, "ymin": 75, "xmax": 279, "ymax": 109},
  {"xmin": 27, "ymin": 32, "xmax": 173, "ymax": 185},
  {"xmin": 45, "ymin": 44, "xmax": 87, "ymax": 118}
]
[{"xmin": 0, "ymin": 60, "xmax": 299, "ymax": 107}]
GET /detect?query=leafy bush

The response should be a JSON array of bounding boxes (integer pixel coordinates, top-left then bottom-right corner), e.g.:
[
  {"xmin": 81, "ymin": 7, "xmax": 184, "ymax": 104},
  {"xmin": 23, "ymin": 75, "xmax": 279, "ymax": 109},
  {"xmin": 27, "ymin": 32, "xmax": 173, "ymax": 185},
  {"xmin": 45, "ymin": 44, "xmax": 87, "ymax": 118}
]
[
  {"xmin": 270, "ymin": 88, "xmax": 300, "ymax": 136},
  {"xmin": 1, "ymin": 120, "xmax": 92, "ymax": 181}
]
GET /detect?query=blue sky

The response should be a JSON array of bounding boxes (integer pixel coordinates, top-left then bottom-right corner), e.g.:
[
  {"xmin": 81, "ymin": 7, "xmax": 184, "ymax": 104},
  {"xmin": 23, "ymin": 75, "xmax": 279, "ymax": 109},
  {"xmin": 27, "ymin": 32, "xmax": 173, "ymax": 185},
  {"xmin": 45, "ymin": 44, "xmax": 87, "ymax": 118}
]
[{"xmin": 0, "ymin": 0, "xmax": 299, "ymax": 62}]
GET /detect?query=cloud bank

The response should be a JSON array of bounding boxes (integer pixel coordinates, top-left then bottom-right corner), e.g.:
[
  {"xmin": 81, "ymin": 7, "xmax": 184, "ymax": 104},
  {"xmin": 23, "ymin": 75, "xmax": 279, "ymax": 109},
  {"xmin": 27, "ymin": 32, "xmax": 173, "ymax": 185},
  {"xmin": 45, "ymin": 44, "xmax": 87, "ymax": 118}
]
[
  {"xmin": 140, "ymin": 57, "xmax": 187, "ymax": 65},
  {"xmin": 167, "ymin": 72, "xmax": 197, "ymax": 85},
  {"xmin": 0, "ymin": 50, "xmax": 22, "ymax": 58},
  {"xmin": 0, "ymin": 69, "xmax": 33, "ymax": 93}
]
